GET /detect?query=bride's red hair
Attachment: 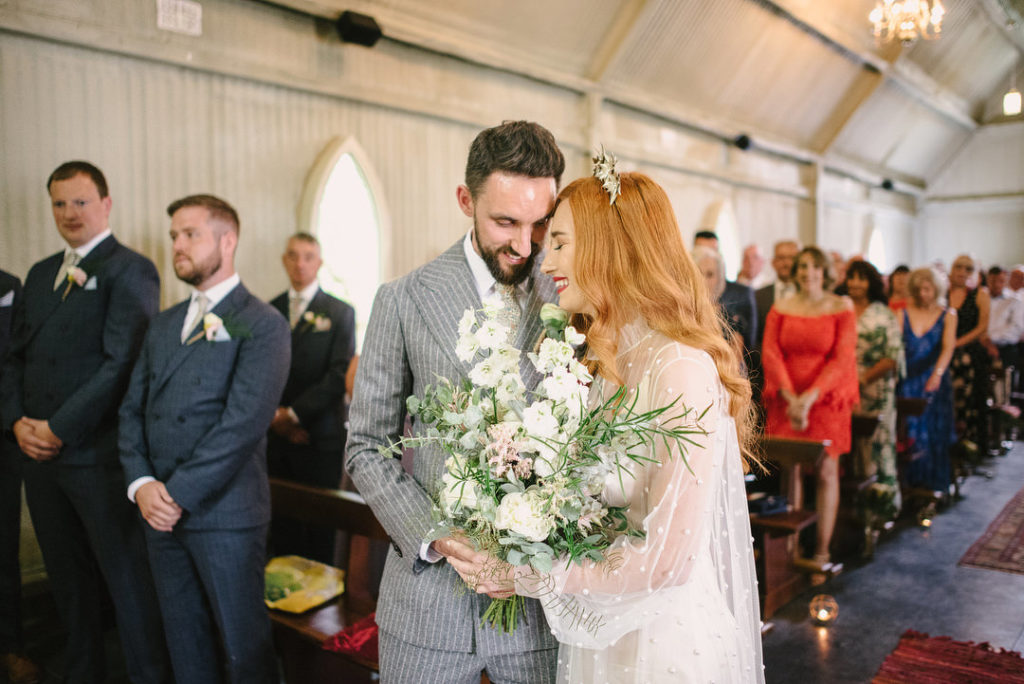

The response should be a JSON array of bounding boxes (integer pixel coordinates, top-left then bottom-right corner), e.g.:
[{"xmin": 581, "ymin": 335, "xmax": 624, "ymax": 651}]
[{"xmin": 557, "ymin": 173, "xmax": 758, "ymax": 466}]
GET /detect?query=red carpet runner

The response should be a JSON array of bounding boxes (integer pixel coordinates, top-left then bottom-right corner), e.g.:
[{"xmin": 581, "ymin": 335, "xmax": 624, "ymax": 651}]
[
  {"xmin": 959, "ymin": 484, "xmax": 1024, "ymax": 575},
  {"xmin": 873, "ymin": 630, "xmax": 1024, "ymax": 683}
]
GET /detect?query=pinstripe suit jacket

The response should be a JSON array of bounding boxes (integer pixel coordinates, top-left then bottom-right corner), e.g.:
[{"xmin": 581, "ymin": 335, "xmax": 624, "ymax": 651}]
[{"xmin": 346, "ymin": 239, "xmax": 559, "ymax": 658}]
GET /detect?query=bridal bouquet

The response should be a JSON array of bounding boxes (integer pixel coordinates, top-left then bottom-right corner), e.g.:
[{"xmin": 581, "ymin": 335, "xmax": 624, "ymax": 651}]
[{"xmin": 383, "ymin": 300, "xmax": 707, "ymax": 632}]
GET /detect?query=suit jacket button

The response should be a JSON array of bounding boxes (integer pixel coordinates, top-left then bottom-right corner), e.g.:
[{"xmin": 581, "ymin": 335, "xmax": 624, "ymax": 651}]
[
  {"xmin": 391, "ymin": 540, "xmax": 403, "ymax": 558},
  {"xmin": 150, "ymin": 373, "xmax": 157, "ymax": 381},
  {"xmin": 177, "ymin": 416, "xmax": 186, "ymax": 424},
  {"xmin": 193, "ymin": 377, "xmax": 201, "ymax": 385},
  {"xmin": 153, "ymin": 413, "xmax": 161, "ymax": 420}
]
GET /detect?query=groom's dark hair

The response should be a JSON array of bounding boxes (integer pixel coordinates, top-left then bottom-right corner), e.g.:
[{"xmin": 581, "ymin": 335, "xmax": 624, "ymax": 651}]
[{"xmin": 464, "ymin": 120, "xmax": 565, "ymax": 199}]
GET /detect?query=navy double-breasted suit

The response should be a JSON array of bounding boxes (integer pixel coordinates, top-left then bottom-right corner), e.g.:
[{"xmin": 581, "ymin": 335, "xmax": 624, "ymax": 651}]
[
  {"xmin": 119, "ymin": 280, "xmax": 290, "ymax": 684},
  {"xmin": 267, "ymin": 288, "xmax": 355, "ymax": 562},
  {"xmin": 0, "ymin": 236, "xmax": 169, "ymax": 683}
]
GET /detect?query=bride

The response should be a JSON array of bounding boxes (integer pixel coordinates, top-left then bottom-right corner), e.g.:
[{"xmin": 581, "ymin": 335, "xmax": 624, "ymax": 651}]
[{"xmin": 487, "ymin": 164, "xmax": 765, "ymax": 682}]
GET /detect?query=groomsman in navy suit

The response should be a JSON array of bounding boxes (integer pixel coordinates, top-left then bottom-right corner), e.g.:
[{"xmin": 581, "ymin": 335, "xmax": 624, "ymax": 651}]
[
  {"xmin": 267, "ymin": 233, "xmax": 355, "ymax": 563},
  {"xmin": 0, "ymin": 162, "xmax": 169, "ymax": 684},
  {"xmin": 0, "ymin": 268, "xmax": 42, "ymax": 684},
  {"xmin": 119, "ymin": 194, "xmax": 290, "ymax": 684}
]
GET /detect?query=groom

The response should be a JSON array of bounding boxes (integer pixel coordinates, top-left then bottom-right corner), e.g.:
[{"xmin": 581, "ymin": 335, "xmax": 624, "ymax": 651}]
[{"xmin": 345, "ymin": 121, "xmax": 564, "ymax": 683}]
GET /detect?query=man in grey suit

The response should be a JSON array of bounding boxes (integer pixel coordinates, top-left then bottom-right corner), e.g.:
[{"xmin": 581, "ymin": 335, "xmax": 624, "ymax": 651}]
[
  {"xmin": 0, "ymin": 162, "xmax": 169, "ymax": 684},
  {"xmin": 346, "ymin": 121, "xmax": 564, "ymax": 683},
  {"xmin": 119, "ymin": 195, "xmax": 290, "ymax": 684}
]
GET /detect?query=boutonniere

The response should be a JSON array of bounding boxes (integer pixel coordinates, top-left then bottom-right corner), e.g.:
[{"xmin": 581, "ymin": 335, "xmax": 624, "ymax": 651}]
[
  {"xmin": 62, "ymin": 267, "xmax": 88, "ymax": 301},
  {"xmin": 301, "ymin": 311, "xmax": 332, "ymax": 332},
  {"xmin": 186, "ymin": 312, "xmax": 233, "ymax": 345}
]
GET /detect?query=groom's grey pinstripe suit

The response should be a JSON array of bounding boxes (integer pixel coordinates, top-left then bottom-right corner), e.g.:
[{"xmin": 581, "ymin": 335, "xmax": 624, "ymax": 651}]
[{"xmin": 346, "ymin": 239, "xmax": 559, "ymax": 679}]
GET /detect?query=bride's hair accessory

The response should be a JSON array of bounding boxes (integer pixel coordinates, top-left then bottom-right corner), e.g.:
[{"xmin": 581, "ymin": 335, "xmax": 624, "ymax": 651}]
[{"xmin": 591, "ymin": 146, "xmax": 620, "ymax": 205}]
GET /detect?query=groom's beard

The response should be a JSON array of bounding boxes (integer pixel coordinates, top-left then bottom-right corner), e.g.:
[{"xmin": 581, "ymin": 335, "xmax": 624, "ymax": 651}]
[{"xmin": 474, "ymin": 222, "xmax": 538, "ymax": 287}]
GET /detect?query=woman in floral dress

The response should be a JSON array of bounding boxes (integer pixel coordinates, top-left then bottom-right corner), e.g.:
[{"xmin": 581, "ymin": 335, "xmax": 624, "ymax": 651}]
[{"xmin": 845, "ymin": 260, "xmax": 903, "ymax": 518}]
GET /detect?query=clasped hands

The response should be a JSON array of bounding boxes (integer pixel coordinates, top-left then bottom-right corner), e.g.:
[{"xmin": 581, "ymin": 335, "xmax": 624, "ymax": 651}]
[
  {"xmin": 781, "ymin": 387, "xmax": 819, "ymax": 432},
  {"xmin": 12, "ymin": 417, "xmax": 62, "ymax": 461},
  {"xmin": 136, "ymin": 481, "xmax": 182, "ymax": 532},
  {"xmin": 432, "ymin": 534, "xmax": 517, "ymax": 599},
  {"xmin": 270, "ymin": 407, "xmax": 310, "ymax": 445}
]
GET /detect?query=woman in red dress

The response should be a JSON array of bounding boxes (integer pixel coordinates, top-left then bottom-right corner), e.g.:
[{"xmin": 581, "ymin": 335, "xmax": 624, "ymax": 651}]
[{"xmin": 762, "ymin": 246, "xmax": 859, "ymax": 570}]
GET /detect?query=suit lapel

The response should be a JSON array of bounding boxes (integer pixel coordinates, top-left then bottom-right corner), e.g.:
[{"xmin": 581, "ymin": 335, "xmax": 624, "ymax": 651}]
[
  {"xmin": 23, "ymin": 253, "xmax": 69, "ymax": 346},
  {"xmin": 293, "ymin": 288, "xmax": 327, "ymax": 336},
  {"xmin": 411, "ymin": 240, "xmax": 556, "ymax": 385},
  {"xmin": 410, "ymin": 242, "xmax": 480, "ymax": 376},
  {"xmin": 153, "ymin": 284, "xmax": 249, "ymax": 392}
]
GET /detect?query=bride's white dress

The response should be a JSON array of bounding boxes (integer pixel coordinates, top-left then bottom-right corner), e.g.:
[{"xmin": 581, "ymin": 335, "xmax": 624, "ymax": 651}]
[{"xmin": 520, "ymin": 321, "xmax": 765, "ymax": 683}]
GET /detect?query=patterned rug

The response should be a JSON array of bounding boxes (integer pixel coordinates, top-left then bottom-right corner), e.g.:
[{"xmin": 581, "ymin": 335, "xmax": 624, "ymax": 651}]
[
  {"xmin": 873, "ymin": 630, "xmax": 1024, "ymax": 683},
  {"xmin": 959, "ymin": 484, "xmax": 1024, "ymax": 575}
]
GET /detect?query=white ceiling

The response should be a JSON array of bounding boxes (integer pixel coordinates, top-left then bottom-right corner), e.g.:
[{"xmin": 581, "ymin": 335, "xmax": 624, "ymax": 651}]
[{"xmin": 265, "ymin": 0, "xmax": 1023, "ymax": 187}]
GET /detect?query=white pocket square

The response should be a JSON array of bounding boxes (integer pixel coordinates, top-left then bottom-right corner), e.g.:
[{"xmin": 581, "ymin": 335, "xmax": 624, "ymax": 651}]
[
  {"xmin": 0, "ymin": 291, "xmax": 13, "ymax": 307},
  {"xmin": 210, "ymin": 326, "xmax": 232, "ymax": 342},
  {"xmin": 84, "ymin": 276, "xmax": 98, "ymax": 290}
]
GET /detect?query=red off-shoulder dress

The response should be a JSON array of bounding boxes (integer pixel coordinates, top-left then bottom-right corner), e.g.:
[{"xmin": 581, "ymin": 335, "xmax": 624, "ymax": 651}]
[{"xmin": 761, "ymin": 308, "xmax": 859, "ymax": 457}]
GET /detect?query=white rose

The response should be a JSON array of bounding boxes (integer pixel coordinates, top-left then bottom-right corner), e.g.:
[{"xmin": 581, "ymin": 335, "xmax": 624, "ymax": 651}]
[
  {"xmin": 494, "ymin": 491, "xmax": 554, "ymax": 542},
  {"xmin": 441, "ymin": 471, "xmax": 479, "ymax": 514},
  {"xmin": 522, "ymin": 401, "xmax": 559, "ymax": 440}
]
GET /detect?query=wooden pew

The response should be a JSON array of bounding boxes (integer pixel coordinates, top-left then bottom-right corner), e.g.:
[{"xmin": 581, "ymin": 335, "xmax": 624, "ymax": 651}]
[
  {"xmin": 833, "ymin": 411, "xmax": 883, "ymax": 558},
  {"xmin": 269, "ymin": 478, "xmax": 388, "ymax": 684},
  {"xmin": 749, "ymin": 437, "xmax": 829, "ymax": 619}
]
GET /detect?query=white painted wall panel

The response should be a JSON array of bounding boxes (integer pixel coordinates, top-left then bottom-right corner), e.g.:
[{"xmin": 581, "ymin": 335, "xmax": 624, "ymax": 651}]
[
  {"xmin": 0, "ymin": 32, "xmax": 486, "ymax": 309},
  {"xmin": 928, "ymin": 122, "xmax": 1024, "ymax": 198}
]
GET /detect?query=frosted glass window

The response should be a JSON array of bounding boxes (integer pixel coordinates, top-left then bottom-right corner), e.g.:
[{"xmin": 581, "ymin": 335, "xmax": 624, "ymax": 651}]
[
  {"xmin": 712, "ymin": 201, "xmax": 742, "ymax": 281},
  {"xmin": 866, "ymin": 226, "xmax": 888, "ymax": 274},
  {"xmin": 299, "ymin": 137, "xmax": 389, "ymax": 352}
]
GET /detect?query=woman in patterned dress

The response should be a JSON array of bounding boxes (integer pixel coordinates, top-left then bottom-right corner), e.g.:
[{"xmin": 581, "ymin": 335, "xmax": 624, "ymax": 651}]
[
  {"xmin": 948, "ymin": 255, "xmax": 991, "ymax": 453},
  {"xmin": 845, "ymin": 260, "xmax": 903, "ymax": 518}
]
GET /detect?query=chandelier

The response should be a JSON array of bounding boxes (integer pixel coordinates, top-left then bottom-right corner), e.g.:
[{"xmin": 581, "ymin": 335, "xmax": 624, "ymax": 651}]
[{"xmin": 869, "ymin": 0, "xmax": 945, "ymax": 45}]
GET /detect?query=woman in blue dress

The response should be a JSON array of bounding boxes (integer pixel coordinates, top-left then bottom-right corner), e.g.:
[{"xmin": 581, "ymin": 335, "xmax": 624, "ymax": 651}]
[{"xmin": 899, "ymin": 267, "xmax": 956, "ymax": 494}]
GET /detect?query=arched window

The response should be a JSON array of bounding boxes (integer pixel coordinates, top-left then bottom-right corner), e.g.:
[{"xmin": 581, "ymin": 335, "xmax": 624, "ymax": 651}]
[
  {"xmin": 865, "ymin": 224, "xmax": 888, "ymax": 275},
  {"xmin": 700, "ymin": 199, "xmax": 742, "ymax": 280},
  {"xmin": 298, "ymin": 137, "xmax": 390, "ymax": 350}
]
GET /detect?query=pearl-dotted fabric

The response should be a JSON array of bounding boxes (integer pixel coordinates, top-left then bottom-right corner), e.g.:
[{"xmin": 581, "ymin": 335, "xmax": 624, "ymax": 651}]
[{"xmin": 517, "ymin": 319, "xmax": 765, "ymax": 683}]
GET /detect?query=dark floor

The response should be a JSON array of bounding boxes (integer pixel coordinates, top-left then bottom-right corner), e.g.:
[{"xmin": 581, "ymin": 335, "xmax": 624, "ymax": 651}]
[
  {"xmin": 763, "ymin": 441, "xmax": 1024, "ymax": 684},
  {"xmin": 10, "ymin": 445, "xmax": 1024, "ymax": 684}
]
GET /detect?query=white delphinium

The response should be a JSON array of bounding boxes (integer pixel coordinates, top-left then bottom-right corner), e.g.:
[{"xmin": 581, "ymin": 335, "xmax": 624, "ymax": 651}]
[
  {"xmin": 456, "ymin": 333, "xmax": 480, "ymax": 363},
  {"xmin": 530, "ymin": 337, "xmax": 575, "ymax": 374},
  {"xmin": 475, "ymin": 319, "xmax": 511, "ymax": 350}
]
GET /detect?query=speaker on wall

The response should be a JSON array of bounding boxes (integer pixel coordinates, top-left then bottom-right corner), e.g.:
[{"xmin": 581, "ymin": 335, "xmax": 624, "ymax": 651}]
[{"xmin": 336, "ymin": 10, "xmax": 382, "ymax": 47}]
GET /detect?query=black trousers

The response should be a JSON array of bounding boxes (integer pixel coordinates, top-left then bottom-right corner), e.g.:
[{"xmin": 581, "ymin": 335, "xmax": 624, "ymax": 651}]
[{"xmin": 0, "ymin": 443, "xmax": 23, "ymax": 654}]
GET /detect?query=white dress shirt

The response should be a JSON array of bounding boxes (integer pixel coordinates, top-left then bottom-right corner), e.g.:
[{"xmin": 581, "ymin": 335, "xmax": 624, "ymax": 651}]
[
  {"xmin": 129, "ymin": 273, "xmax": 241, "ymax": 503},
  {"xmin": 66, "ymin": 228, "xmax": 112, "ymax": 261},
  {"xmin": 287, "ymin": 280, "xmax": 320, "ymax": 326},
  {"xmin": 989, "ymin": 291, "xmax": 1024, "ymax": 346}
]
